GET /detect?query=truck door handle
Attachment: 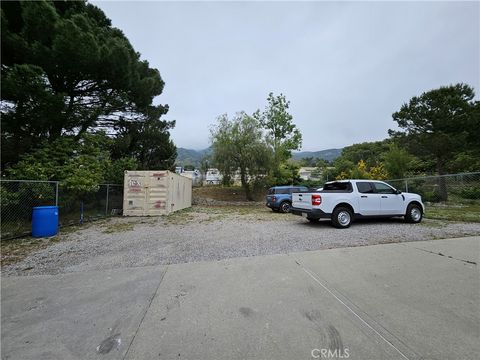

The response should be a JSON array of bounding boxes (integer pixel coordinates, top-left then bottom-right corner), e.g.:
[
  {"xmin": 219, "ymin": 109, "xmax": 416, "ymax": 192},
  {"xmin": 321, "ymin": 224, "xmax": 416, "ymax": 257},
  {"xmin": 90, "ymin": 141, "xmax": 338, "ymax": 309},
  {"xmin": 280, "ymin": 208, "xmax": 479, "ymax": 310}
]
[
  {"xmin": 361, "ymin": 195, "xmax": 368, "ymax": 198},
  {"xmin": 381, "ymin": 196, "xmax": 388, "ymax": 198}
]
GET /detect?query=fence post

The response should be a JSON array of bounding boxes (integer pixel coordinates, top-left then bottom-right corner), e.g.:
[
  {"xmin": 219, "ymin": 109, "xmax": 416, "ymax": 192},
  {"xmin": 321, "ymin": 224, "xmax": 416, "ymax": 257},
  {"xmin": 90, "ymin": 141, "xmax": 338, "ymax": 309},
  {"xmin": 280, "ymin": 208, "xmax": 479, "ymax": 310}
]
[
  {"xmin": 405, "ymin": 180, "xmax": 408, "ymax": 193},
  {"xmin": 55, "ymin": 182, "xmax": 59, "ymax": 206},
  {"xmin": 105, "ymin": 184, "xmax": 110, "ymax": 216}
]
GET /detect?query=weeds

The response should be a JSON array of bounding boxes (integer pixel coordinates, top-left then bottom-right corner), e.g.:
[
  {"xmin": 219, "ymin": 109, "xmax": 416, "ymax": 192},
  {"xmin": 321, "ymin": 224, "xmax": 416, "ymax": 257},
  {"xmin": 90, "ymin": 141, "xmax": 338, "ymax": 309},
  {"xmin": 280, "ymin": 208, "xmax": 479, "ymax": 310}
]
[
  {"xmin": 1, "ymin": 236, "xmax": 59, "ymax": 267},
  {"xmin": 102, "ymin": 222, "xmax": 135, "ymax": 233},
  {"xmin": 425, "ymin": 204, "xmax": 480, "ymax": 223}
]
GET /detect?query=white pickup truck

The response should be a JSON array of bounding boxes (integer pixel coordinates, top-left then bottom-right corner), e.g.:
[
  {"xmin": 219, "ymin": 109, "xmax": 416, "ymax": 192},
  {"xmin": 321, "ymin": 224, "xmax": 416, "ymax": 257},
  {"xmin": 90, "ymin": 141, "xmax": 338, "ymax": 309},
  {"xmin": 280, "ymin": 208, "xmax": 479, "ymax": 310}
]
[{"xmin": 290, "ymin": 179, "xmax": 424, "ymax": 228}]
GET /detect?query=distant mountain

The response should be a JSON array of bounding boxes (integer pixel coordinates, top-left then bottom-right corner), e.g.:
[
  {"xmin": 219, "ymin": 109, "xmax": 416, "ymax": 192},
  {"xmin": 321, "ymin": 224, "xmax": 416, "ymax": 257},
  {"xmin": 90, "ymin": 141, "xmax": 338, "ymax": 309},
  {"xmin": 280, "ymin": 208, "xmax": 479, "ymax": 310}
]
[
  {"xmin": 176, "ymin": 147, "xmax": 342, "ymax": 167},
  {"xmin": 176, "ymin": 147, "xmax": 211, "ymax": 167},
  {"xmin": 292, "ymin": 148, "xmax": 342, "ymax": 162}
]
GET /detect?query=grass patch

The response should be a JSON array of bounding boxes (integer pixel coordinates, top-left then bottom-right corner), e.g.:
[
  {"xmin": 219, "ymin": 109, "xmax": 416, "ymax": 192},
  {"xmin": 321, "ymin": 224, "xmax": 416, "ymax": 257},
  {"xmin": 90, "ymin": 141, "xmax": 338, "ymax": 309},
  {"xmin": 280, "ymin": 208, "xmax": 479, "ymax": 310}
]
[
  {"xmin": 1, "ymin": 236, "xmax": 61, "ymax": 267},
  {"xmin": 419, "ymin": 219, "xmax": 447, "ymax": 228},
  {"xmin": 193, "ymin": 186, "xmax": 265, "ymax": 202},
  {"xmin": 162, "ymin": 207, "xmax": 196, "ymax": 225},
  {"xmin": 159, "ymin": 205, "xmax": 275, "ymax": 225},
  {"xmin": 425, "ymin": 204, "xmax": 480, "ymax": 222},
  {"xmin": 196, "ymin": 205, "xmax": 266, "ymax": 214},
  {"xmin": 102, "ymin": 222, "xmax": 135, "ymax": 233},
  {"xmin": 1, "ymin": 219, "xmax": 112, "ymax": 267}
]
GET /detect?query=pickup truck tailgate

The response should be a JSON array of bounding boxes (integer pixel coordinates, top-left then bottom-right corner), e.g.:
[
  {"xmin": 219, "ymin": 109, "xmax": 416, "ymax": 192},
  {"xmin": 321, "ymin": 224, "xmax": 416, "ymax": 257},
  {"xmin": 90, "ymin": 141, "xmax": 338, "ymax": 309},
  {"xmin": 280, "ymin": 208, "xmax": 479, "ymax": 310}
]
[{"xmin": 292, "ymin": 192, "xmax": 312, "ymax": 210}]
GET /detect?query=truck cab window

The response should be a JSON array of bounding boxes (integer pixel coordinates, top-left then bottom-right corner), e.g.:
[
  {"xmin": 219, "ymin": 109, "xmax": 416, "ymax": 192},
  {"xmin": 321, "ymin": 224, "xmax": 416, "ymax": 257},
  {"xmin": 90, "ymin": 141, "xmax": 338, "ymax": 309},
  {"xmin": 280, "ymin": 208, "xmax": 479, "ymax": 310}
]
[
  {"xmin": 357, "ymin": 182, "xmax": 374, "ymax": 193},
  {"xmin": 373, "ymin": 183, "xmax": 396, "ymax": 194}
]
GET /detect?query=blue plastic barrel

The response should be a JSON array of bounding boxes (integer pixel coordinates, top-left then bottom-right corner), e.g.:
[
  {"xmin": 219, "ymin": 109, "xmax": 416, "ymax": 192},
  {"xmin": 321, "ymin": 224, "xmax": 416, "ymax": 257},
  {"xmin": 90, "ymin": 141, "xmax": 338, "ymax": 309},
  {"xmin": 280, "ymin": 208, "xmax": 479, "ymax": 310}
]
[{"xmin": 32, "ymin": 206, "xmax": 59, "ymax": 237}]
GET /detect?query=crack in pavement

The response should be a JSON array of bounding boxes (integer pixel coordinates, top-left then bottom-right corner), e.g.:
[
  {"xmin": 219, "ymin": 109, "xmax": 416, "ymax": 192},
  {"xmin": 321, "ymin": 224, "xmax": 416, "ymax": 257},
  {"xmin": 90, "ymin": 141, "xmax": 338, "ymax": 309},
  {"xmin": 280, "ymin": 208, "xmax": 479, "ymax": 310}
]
[{"xmin": 401, "ymin": 244, "xmax": 477, "ymax": 265}]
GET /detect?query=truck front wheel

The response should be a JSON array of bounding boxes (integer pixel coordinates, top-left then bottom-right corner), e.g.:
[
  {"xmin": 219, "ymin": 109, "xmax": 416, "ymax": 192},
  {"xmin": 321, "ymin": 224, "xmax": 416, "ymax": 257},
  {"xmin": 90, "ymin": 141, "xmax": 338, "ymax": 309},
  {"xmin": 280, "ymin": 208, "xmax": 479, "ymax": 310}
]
[
  {"xmin": 332, "ymin": 207, "xmax": 353, "ymax": 228},
  {"xmin": 279, "ymin": 201, "xmax": 291, "ymax": 213},
  {"xmin": 405, "ymin": 203, "xmax": 422, "ymax": 223}
]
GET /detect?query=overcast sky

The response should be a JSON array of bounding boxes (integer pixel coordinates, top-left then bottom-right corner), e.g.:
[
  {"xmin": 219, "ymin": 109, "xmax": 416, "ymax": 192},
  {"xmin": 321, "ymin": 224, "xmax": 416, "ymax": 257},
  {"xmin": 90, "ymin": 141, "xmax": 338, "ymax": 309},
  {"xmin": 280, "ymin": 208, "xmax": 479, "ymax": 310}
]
[{"xmin": 93, "ymin": 1, "xmax": 479, "ymax": 151}]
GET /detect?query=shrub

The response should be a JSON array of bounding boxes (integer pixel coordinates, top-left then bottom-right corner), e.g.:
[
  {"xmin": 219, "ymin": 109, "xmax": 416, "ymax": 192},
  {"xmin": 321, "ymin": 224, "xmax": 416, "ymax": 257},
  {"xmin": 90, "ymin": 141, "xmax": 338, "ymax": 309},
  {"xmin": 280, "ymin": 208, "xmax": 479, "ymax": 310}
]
[{"xmin": 460, "ymin": 186, "xmax": 480, "ymax": 200}]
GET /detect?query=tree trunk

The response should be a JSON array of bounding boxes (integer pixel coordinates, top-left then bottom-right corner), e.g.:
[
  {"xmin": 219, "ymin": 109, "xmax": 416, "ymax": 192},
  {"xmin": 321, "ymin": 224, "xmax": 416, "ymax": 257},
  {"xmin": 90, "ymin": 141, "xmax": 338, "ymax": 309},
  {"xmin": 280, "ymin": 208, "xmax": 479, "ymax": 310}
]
[
  {"xmin": 240, "ymin": 170, "xmax": 252, "ymax": 201},
  {"xmin": 436, "ymin": 158, "xmax": 448, "ymax": 202}
]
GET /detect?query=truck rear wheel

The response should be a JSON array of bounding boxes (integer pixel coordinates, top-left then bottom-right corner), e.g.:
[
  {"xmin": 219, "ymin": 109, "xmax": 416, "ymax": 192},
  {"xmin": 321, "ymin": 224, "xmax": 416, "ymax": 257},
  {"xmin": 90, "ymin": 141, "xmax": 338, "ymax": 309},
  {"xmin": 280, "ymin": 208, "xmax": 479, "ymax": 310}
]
[{"xmin": 332, "ymin": 207, "xmax": 352, "ymax": 228}]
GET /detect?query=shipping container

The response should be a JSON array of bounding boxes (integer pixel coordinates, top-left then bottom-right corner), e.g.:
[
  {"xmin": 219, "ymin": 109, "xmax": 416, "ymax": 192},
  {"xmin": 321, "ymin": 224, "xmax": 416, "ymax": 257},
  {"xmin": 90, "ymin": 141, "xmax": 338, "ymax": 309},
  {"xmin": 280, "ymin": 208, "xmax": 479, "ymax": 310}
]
[{"xmin": 123, "ymin": 170, "xmax": 192, "ymax": 216}]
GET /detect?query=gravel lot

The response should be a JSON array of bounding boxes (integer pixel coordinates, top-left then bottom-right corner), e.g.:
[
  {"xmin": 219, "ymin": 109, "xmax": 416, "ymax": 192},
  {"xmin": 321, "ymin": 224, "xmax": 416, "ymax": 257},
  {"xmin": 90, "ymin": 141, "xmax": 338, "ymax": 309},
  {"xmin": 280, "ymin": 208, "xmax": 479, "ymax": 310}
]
[{"xmin": 3, "ymin": 205, "xmax": 480, "ymax": 276}]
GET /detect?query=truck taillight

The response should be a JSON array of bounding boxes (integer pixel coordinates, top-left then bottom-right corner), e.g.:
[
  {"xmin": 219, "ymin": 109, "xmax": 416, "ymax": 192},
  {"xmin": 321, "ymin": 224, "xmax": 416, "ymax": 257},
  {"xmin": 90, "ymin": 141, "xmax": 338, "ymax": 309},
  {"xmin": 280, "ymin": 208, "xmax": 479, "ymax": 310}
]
[
  {"xmin": 312, "ymin": 194, "xmax": 322, "ymax": 206},
  {"xmin": 272, "ymin": 196, "xmax": 277, "ymax": 202}
]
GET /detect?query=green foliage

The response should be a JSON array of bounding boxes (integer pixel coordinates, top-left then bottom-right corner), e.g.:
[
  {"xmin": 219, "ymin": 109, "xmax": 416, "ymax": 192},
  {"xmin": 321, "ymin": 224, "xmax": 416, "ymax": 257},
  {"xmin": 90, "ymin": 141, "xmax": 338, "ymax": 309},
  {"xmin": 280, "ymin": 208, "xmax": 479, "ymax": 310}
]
[
  {"xmin": 254, "ymin": 93, "xmax": 302, "ymax": 180},
  {"xmin": 268, "ymin": 161, "xmax": 302, "ymax": 186},
  {"xmin": 104, "ymin": 157, "xmax": 138, "ymax": 184},
  {"xmin": 310, "ymin": 167, "xmax": 324, "ymax": 180},
  {"xmin": 336, "ymin": 160, "xmax": 389, "ymax": 180},
  {"xmin": 1, "ymin": 0, "xmax": 173, "ymax": 173},
  {"xmin": 331, "ymin": 157, "xmax": 355, "ymax": 179},
  {"xmin": 299, "ymin": 157, "xmax": 314, "ymax": 167},
  {"xmin": 389, "ymin": 83, "xmax": 479, "ymax": 201},
  {"xmin": 422, "ymin": 190, "xmax": 442, "ymax": 203},
  {"xmin": 211, "ymin": 112, "xmax": 273, "ymax": 200},
  {"xmin": 382, "ymin": 144, "xmax": 414, "ymax": 179},
  {"xmin": 447, "ymin": 152, "xmax": 480, "ymax": 174},
  {"xmin": 460, "ymin": 186, "xmax": 480, "ymax": 200},
  {"xmin": 325, "ymin": 83, "xmax": 479, "ymax": 183},
  {"xmin": 112, "ymin": 113, "xmax": 176, "ymax": 170},
  {"xmin": 389, "ymin": 83, "xmax": 478, "ymax": 175},
  {"xmin": 425, "ymin": 204, "xmax": 480, "ymax": 222},
  {"xmin": 8, "ymin": 137, "xmax": 79, "ymax": 181},
  {"xmin": 6, "ymin": 133, "xmax": 134, "ymax": 195},
  {"xmin": 199, "ymin": 157, "xmax": 210, "ymax": 172},
  {"xmin": 297, "ymin": 179, "xmax": 323, "ymax": 189},
  {"xmin": 340, "ymin": 140, "xmax": 391, "ymax": 168}
]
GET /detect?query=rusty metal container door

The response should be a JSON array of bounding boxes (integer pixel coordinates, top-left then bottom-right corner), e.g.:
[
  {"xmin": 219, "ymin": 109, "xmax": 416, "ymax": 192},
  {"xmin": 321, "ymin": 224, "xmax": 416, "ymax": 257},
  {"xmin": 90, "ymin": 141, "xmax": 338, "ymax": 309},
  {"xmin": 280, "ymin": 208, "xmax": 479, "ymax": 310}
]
[{"xmin": 123, "ymin": 170, "xmax": 191, "ymax": 216}]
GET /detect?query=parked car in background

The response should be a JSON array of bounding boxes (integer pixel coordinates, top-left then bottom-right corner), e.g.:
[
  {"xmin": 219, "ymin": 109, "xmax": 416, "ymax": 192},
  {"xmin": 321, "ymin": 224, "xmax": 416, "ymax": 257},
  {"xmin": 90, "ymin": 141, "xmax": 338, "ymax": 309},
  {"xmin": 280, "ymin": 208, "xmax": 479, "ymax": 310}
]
[
  {"xmin": 266, "ymin": 185, "xmax": 309, "ymax": 213},
  {"xmin": 290, "ymin": 179, "xmax": 424, "ymax": 228}
]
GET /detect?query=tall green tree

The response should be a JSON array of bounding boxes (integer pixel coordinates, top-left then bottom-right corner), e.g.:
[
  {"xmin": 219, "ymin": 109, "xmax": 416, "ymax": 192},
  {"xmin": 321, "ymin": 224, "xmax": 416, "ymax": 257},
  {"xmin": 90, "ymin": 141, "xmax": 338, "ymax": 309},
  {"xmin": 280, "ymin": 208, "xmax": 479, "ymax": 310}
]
[
  {"xmin": 199, "ymin": 156, "xmax": 211, "ymax": 185},
  {"xmin": 8, "ymin": 133, "xmax": 108, "ymax": 189},
  {"xmin": 254, "ymin": 93, "xmax": 302, "ymax": 178},
  {"xmin": 339, "ymin": 140, "xmax": 391, "ymax": 168},
  {"xmin": 211, "ymin": 113, "xmax": 272, "ymax": 200},
  {"xmin": 7, "ymin": 131, "xmax": 137, "ymax": 186},
  {"xmin": 111, "ymin": 108, "xmax": 177, "ymax": 170},
  {"xmin": 382, "ymin": 144, "xmax": 414, "ymax": 179},
  {"xmin": 389, "ymin": 83, "xmax": 479, "ymax": 200},
  {"xmin": 1, "ymin": 0, "xmax": 169, "ymax": 169}
]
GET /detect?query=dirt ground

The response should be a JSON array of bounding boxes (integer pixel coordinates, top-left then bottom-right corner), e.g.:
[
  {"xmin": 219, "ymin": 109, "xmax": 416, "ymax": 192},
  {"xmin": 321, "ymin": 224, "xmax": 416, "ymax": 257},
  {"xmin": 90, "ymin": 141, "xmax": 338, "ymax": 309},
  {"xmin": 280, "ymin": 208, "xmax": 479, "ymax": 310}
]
[{"xmin": 2, "ymin": 202, "xmax": 480, "ymax": 276}]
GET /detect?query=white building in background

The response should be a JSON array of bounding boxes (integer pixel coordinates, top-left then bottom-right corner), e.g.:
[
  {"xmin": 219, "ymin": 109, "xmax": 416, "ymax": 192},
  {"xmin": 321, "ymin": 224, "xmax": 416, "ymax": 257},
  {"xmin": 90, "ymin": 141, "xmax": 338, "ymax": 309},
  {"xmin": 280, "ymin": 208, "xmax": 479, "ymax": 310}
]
[
  {"xmin": 205, "ymin": 168, "xmax": 223, "ymax": 185},
  {"xmin": 299, "ymin": 167, "xmax": 321, "ymax": 181},
  {"xmin": 182, "ymin": 170, "xmax": 202, "ymax": 186},
  {"xmin": 176, "ymin": 167, "xmax": 202, "ymax": 186}
]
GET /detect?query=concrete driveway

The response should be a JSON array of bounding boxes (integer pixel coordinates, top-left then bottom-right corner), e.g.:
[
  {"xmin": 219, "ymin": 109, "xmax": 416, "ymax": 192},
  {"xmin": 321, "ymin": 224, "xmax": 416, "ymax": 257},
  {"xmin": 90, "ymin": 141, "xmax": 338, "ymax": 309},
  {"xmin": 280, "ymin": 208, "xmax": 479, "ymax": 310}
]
[{"xmin": 2, "ymin": 236, "xmax": 479, "ymax": 360}]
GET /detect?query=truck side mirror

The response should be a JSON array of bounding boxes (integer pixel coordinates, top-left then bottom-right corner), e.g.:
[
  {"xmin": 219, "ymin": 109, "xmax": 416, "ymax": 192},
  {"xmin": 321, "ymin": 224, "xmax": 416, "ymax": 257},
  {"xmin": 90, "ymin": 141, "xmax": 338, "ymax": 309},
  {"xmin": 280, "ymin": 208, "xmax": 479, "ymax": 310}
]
[{"xmin": 396, "ymin": 189, "xmax": 402, "ymax": 194}]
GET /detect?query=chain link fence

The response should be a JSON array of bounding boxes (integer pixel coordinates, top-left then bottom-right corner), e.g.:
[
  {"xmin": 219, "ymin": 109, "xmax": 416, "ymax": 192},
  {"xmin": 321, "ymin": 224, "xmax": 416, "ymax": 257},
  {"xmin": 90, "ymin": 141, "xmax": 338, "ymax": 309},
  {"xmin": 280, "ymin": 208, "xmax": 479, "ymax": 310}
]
[
  {"xmin": 1, "ymin": 180, "xmax": 58, "ymax": 239},
  {"xmin": 58, "ymin": 184, "xmax": 124, "ymax": 226},
  {"xmin": 387, "ymin": 172, "xmax": 480, "ymax": 203},
  {"xmin": 1, "ymin": 180, "xmax": 123, "ymax": 240}
]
